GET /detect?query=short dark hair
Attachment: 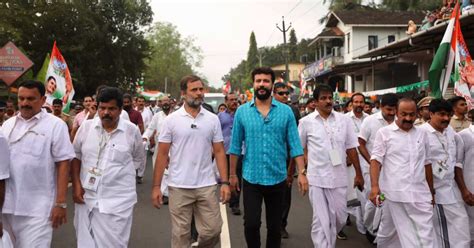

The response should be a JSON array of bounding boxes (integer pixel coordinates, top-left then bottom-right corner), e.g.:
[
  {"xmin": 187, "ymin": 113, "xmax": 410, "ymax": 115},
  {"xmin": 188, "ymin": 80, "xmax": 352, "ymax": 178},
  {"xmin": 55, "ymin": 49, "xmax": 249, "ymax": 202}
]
[
  {"xmin": 137, "ymin": 96, "xmax": 146, "ymax": 101},
  {"xmin": 305, "ymin": 98, "xmax": 316, "ymax": 106},
  {"xmin": 18, "ymin": 80, "xmax": 46, "ymax": 96},
  {"xmin": 224, "ymin": 92, "xmax": 235, "ymax": 101},
  {"xmin": 448, "ymin": 96, "xmax": 466, "ymax": 107},
  {"xmin": 123, "ymin": 93, "xmax": 132, "ymax": 101},
  {"xmin": 251, "ymin": 67, "xmax": 275, "ymax": 83},
  {"xmin": 396, "ymin": 97, "xmax": 416, "ymax": 110},
  {"xmin": 47, "ymin": 76, "xmax": 56, "ymax": 82},
  {"xmin": 273, "ymin": 82, "xmax": 287, "ymax": 92},
  {"xmin": 380, "ymin": 93, "xmax": 398, "ymax": 107},
  {"xmin": 180, "ymin": 75, "xmax": 202, "ymax": 91},
  {"xmin": 312, "ymin": 84, "xmax": 333, "ymax": 100},
  {"xmin": 52, "ymin": 98, "xmax": 63, "ymax": 106},
  {"xmin": 97, "ymin": 87, "xmax": 123, "ymax": 108},
  {"xmin": 95, "ymin": 84, "xmax": 108, "ymax": 95},
  {"xmin": 351, "ymin": 92, "xmax": 365, "ymax": 103},
  {"xmin": 429, "ymin": 98, "xmax": 452, "ymax": 114}
]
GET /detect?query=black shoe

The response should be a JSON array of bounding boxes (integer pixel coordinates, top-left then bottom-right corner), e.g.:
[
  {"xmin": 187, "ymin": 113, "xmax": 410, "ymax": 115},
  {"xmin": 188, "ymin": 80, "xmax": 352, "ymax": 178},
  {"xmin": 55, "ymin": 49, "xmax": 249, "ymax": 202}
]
[
  {"xmin": 365, "ymin": 232, "xmax": 376, "ymax": 244},
  {"xmin": 337, "ymin": 230, "xmax": 347, "ymax": 240},
  {"xmin": 346, "ymin": 216, "xmax": 352, "ymax": 226},
  {"xmin": 231, "ymin": 207, "xmax": 241, "ymax": 215},
  {"xmin": 136, "ymin": 177, "xmax": 143, "ymax": 184},
  {"xmin": 281, "ymin": 228, "xmax": 289, "ymax": 239},
  {"xmin": 162, "ymin": 196, "xmax": 169, "ymax": 205}
]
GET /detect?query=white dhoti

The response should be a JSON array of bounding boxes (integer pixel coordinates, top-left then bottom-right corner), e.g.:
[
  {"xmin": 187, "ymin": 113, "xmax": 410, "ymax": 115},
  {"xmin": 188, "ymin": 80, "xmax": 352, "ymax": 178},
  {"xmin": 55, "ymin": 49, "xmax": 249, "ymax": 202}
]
[
  {"xmin": 74, "ymin": 204, "xmax": 134, "ymax": 248},
  {"xmin": 362, "ymin": 169, "xmax": 382, "ymax": 237},
  {"xmin": 467, "ymin": 205, "xmax": 474, "ymax": 247},
  {"xmin": 2, "ymin": 214, "xmax": 53, "ymax": 248},
  {"xmin": 162, "ymin": 169, "xmax": 169, "ymax": 197},
  {"xmin": 377, "ymin": 200, "xmax": 434, "ymax": 248},
  {"xmin": 136, "ymin": 145, "xmax": 147, "ymax": 178},
  {"xmin": 309, "ymin": 186, "xmax": 347, "ymax": 248},
  {"xmin": 346, "ymin": 166, "xmax": 366, "ymax": 234},
  {"xmin": 433, "ymin": 202, "xmax": 470, "ymax": 248}
]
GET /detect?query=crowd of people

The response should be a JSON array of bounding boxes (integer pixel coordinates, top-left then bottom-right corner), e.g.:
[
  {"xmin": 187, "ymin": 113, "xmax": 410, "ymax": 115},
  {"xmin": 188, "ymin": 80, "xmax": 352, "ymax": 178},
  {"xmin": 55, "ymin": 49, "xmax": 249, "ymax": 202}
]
[{"xmin": 0, "ymin": 66, "xmax": 473, "ymax": 248}]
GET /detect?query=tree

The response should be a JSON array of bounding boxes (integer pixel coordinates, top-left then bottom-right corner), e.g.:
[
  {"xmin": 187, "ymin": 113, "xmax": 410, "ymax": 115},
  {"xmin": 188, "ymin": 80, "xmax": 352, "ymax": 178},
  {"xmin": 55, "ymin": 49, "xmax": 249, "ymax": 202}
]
[
  {"xmin": 288, "ymin": 29, "xmax": 298, "ymax": 62},
  {"xmin": 323, "ymin": 0, "xmax": 363, "ymax": 11},
  {"xmin": 144, "ymin": 22, "xmax": 202, "ymax": 98},
  {"xmin": 246, "ymin": 32, "xmax": 258, "ymax": 75},
  {"xmin": 0, "ymin": 0, "xmax": 153, "ymax": 97},
  {"xmin": 381, "ymin": 0, "xmax": 440, "ymax": 10}
]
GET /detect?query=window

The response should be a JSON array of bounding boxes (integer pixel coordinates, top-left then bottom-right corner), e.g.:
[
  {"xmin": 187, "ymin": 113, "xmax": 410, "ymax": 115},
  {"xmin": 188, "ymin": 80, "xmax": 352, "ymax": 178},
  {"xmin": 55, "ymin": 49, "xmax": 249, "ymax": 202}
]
[
  {"xmin": 368, "ymin": 35, "xmax": 378, "ymax": 50},
  {"xmin": 346, "ymin": 32, "xmax": 351, "ymax": 54},
  {"xmin": 388, "ymin": 35, "xmax": 395, "ymax": 43}
]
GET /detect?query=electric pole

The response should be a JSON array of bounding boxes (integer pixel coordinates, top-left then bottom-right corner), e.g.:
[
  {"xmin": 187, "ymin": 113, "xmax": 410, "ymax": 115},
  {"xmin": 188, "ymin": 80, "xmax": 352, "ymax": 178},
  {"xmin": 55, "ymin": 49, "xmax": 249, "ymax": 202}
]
[{"xmin": 276, "ymin": 16, "xmax": 291, "ymax": 83}]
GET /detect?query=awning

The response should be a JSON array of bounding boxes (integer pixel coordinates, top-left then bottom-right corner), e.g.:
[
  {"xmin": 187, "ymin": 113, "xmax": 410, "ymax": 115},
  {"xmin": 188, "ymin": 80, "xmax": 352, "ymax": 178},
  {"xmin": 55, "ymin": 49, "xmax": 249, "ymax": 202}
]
[
  {"xmin": 362, "ymin": 80, "xmax": 428, "ymax": 96},
  {"xmin": 356, "ymin": 12, "xmax": 474, "ymax": 60}
]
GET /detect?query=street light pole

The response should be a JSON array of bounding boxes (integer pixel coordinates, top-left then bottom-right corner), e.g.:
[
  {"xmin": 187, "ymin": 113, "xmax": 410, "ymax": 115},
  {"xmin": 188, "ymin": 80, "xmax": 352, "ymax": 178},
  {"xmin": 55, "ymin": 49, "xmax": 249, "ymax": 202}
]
[{"xmin": 277, "ymin": 16, "xmax": 292, "ymax": 83}]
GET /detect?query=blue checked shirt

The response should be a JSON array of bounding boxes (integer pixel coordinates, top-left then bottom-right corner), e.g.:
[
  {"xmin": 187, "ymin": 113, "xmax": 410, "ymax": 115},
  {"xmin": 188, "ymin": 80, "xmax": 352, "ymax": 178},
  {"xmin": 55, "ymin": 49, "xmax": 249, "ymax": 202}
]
[{"xmin": 229, "ymin": 98, "xmax": 304, "ymax": 185}]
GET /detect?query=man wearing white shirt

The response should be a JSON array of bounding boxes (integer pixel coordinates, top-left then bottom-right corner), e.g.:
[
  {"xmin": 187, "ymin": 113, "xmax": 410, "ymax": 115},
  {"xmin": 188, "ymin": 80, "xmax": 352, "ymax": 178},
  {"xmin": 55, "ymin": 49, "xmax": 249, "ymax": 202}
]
[
  {"xmin": 0, "ymin": 80, "xmax": 75, "ymax": 247},
  {"xmin": 420, "ymin": 98, "xmax": 470, "ymax": 247},
  {"xmin": 456, "ymin": 122, "xmax": 474, "ymax": 246},
  {"xmin": 136, "ymin": 96, "xmax": 153, "ymax": 129},
  {"xmin": 357, "ymin": 93, "xmax": 397, "ymax": 242},
  {"xmin": 298, "ymin": 84, "xmax": 364, "ymax": 247},
  {"xmin": 71, "ymin": 87, "xmax": 145, "ymax": 248},
  {"xmin": 151, "ymin": 75, "xmax": 231, "ymax": 248},
  {"xmin": 0, "ymin": 132, "xmax": 10, "ymax": 236},
  {"xmin": 344, "ymin": 92, "xmax": 369, "ymax": 236},
  {"xmin": 369, "ymin": 98, "xmax": 435, "ymax": 248},
  {"xmin": 143, "ymin": 96, "xmax": 172, "ymax": 204}
]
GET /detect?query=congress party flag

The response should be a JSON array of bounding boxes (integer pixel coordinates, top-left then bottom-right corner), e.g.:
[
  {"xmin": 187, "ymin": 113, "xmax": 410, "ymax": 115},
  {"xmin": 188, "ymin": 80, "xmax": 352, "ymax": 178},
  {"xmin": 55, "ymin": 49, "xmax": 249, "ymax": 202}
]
[{"xmin": 44, "ymin": 41, "xmax": 74, "ymax": 112}]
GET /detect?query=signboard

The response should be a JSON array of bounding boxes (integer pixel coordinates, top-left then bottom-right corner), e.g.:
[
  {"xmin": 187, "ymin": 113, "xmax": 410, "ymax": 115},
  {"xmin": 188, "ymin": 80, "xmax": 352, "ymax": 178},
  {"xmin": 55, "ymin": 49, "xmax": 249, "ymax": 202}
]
[{"xmin": 0, "ymin": 42, "xmax": 34, "ymax": 86}]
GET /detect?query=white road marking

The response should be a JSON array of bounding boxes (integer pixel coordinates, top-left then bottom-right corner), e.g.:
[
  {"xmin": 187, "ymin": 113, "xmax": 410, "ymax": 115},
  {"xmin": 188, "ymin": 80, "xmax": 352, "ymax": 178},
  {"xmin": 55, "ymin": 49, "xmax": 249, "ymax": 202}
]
[{"xmin": 220, "ymin": 203, "xmax": 231, "ymax": 248}]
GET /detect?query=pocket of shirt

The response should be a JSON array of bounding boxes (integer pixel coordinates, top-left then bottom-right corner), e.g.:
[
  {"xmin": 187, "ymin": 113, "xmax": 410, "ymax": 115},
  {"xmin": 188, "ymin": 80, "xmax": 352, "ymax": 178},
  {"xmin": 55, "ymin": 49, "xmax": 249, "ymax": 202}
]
[
  {"xmin": 110, "ymin": 144, "xmax": 130, "ymax": 163},
  {"xmin": 21, "ymin": 132, "xmax": 46, "ymax": 157}
]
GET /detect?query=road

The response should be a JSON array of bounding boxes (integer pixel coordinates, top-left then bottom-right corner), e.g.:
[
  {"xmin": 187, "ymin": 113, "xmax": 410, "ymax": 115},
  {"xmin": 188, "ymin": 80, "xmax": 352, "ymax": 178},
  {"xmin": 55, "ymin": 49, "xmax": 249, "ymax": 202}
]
[{"xmin": 52, "ymin": 154, "xmax": 374, "ymax": 247}]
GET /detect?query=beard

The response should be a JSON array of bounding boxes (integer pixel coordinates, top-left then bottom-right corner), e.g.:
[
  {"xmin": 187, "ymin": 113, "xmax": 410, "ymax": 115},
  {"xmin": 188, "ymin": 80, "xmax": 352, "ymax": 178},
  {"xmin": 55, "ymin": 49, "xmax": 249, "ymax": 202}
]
[
  {"xmin": 123, "ymin": 105, "xmax": 131, "ymax": 111},
  {"xmin": 255, "ymin": 87, "xmax": 271, "ymax": 100},
  {"xmin": 162, "ymin": 104, "xmax": 171, "ymax": 111},
  {"xmin": 185, "ymin": 97, "xmax": 202, "ymax": 108},
  {"xmin": 354, "ymin": 106, "xmax": 363, "ymax": 113}
]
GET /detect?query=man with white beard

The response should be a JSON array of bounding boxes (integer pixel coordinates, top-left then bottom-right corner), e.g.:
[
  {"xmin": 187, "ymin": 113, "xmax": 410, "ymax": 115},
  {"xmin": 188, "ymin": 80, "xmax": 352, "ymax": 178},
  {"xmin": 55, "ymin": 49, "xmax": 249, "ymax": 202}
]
[{"xmin": 419, "ymin": 98, "xmax": 470, "ymax": 247}]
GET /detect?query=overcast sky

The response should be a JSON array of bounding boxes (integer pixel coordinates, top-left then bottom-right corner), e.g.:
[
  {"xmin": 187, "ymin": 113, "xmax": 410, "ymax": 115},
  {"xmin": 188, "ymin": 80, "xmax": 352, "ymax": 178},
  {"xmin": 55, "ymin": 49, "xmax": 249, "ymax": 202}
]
[{"xmin": 150, "ymin": 0, "xmax": 330, "ymax": 88}]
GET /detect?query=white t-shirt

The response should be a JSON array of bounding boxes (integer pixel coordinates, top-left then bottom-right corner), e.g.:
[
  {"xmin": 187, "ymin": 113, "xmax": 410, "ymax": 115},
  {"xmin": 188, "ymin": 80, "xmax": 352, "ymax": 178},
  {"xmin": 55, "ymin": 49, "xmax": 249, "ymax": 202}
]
[
  {"xmin": 0, "ymin": 132, "xmax": 10, "ymax": 180},
  {"xmin": 371, "ymin": 123, "xmax": 432, "ymax": 203},
  {"xmin": 158, "ymin": 106, "xmax": 223, "ymax": 188},
  {"xmin": 298, "ymin": 110, "xmax": 359, "ymax": 188},
  {"xmin": 458, "ymin": 125, "xmax": 474, "ymax": 193},
  {"xmin": 359, "ymin": 111, "xmax": 392, "ymax": 168},
  {"xmin": 0, "ymin": 111, "xmax": 75, "ymax": 217}
]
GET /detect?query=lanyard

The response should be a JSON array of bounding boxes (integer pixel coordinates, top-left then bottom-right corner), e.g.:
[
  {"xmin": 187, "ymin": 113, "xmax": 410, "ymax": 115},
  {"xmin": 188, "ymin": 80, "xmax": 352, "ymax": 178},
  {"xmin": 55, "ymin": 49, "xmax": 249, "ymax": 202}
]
[
  {"xmin": 322, "ymin": 118, "xmax": 336, "ymax": 149},
  {"xmin": 7, "ymin": 116, "xmax": 41, "ymax": 144},
  {"xmin": 434, "ymin": 131, "xmax": 449, "ymax": 167},
  {"xmin": 96, "ymin": 130, "xmax": 112, "ymax": 169}
]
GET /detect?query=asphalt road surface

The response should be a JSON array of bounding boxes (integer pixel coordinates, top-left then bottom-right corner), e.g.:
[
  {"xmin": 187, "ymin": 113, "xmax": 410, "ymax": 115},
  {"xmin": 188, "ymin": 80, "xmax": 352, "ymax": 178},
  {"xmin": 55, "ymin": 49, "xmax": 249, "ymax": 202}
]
[{"xmin": 52, "ymin": 153, "xmax": 374, "ymax": 247}]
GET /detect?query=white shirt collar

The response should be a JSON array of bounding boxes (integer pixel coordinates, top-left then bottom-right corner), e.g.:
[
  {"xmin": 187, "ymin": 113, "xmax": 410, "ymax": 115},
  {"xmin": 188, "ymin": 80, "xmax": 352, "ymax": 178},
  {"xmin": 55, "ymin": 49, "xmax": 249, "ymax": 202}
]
[
  {"xmin": 16, "ymin": 110, "xmax": 44, "ymax": 122},
  {"xmin": 178, "ymin": 105, "xmax": 206, "ymax": 117},
  {"xmin": 93, "ymin": 116, "xmax": 126, "ymax": 132}
]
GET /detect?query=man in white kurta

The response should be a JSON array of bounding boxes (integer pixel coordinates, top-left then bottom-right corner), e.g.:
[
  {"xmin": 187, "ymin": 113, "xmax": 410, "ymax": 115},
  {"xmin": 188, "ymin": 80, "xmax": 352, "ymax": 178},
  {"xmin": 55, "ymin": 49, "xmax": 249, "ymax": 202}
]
[
  {"xmin": 344, "ymin": 93, "xmax": 368, "ymax": 235},
  {"xmin": 298, "ymin": 84, "xmax": 364, "ymax": 248},
  {"xmin": 72, "ymin": 87, "xmax": 145, "ymax": 248},
  {"xmin": 419, "ymin": 99, "xmax": 470, "ymax": 248},
  {"xmin": 358, "ymin": 93, "xmax": 397, "ymax": 240},
  {"xmin": 457, "ymin": 125, "xmax": 474, "ymax": 246},
  {"xmin": 370, "ymin": 98, "xmax": 435, "ymax": 248},
  {"xmin": 0, "ymin": 132, "xmax": 10, "ymax": 238},
  {"xmin": 143, "ymin": 96, "xmax": 172, "ymax": 201},
  {"xmin": 0, "ymin": 80, "xmax": 75, "ymax": 248}
]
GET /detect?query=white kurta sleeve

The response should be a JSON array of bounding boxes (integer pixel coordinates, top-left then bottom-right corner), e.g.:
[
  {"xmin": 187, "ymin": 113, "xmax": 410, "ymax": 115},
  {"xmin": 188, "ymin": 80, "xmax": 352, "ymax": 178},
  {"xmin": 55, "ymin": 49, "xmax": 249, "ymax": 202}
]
[
  {"xmin": 370, "ymin": 129, "xmax": 386, "ymax": 164},
  {"xmin": 73, "ymin": 121, "xmax": 88, "ymax": 161},
  {"xmin": 0, "ymin": 132, "xmax": 10, "ymax": 180},
  {"xmin": 132, "ymin": 126, "xmax": 146, "ymax": 170},
  {"xmin": 455, "ymin": 132, "xmax": 465, "ymax": 168},
  {"xmin": 359, "ymin": 118, "xmax": 371, "ymax": 141},
  {"xmin": 344, "ymin": 117, "xmax": 359, "ymax": 150},
  {"xmin": 143, "ymin": 113, "xmax": 158, "ymax": 140},
  {"xmin": 51, "ymin": 121, "xmax": 76, "ymax": 163},
  {"xmin": 298, "ymin": 119, "xmax": 308, "ymax": 148}
]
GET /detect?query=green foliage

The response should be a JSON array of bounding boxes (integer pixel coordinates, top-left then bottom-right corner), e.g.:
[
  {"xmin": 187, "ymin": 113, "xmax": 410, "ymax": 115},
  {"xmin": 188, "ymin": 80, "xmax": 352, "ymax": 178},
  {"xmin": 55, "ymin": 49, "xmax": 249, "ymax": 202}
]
[
  {"xmin": 0, "ymin": 0, "xmax": 153, "ymax": 97},
  {"xmin": 245, "ymin": 32, "xmax": 258, "ymax": 85},
  {"xmin": 144, "ymin": 22, "xmax": 202, "ymax": 98},
  {"xmin": 289, "ymin": 29, "xmax": 298, "ymax": 62},
  {"xmin": 381, "ymin": 0, "xmax": 440, "ymax": 11}
]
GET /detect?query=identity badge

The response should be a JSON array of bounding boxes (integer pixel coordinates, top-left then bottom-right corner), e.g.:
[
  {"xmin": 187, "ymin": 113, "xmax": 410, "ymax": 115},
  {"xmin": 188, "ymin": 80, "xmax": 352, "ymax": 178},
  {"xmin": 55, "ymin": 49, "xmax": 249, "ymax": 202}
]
[
  {"xmin": 433, "ymin": 161, "xmax": 448, "ymax": 180},
  {"xmin": 329, "ymin": 149, "xmax": 342, "ymax": 166},
  {"xmin": 83, "ymin": 167, "xmax": 103, "ymax": 192}
]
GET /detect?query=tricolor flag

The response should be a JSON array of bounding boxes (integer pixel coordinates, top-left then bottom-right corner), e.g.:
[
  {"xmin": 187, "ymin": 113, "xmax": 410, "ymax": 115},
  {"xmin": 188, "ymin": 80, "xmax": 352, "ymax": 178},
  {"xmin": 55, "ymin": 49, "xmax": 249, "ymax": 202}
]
[
  {"xmin": 428, "ymin": 2, "xmax": 460, "ymax": 99},
  {"xmin": 44, "ymin": 41, "xmax": 74, "ymax": 112},
  {"xmin": 222, "ymin": 81, "xmax": 231, "ymax": 94}
]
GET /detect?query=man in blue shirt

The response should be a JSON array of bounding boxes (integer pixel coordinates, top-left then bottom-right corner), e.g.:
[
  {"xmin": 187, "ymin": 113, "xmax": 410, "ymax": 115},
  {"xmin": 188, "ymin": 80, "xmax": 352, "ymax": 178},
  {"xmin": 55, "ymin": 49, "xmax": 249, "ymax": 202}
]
[
  {"xmin": 229, "ymin": 67, "xmax": 308, "ymax": 248},
  {"xmin": 218, "ymin": 92, "xmax": 243, "ymax": 215}
]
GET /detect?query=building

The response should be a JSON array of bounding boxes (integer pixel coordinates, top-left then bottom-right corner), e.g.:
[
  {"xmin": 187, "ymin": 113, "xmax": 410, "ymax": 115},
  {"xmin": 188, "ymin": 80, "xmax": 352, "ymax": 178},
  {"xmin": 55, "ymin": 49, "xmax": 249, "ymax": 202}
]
[{"xmin": 271, "ymin": 62, "xmax": 306, "ymax": 83}]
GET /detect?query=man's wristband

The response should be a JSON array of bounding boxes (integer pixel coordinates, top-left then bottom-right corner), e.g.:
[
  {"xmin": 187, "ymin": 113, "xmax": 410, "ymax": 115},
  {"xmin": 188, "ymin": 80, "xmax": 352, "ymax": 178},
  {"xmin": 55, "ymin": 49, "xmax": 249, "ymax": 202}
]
[
  {"xmin": 54, "ymin": 203, "xmax": 67, "ymax": 209},
  {"xmin": 220, "ymin": 181, "xmax": 230, "ymax": 185},
  {"xmin": 229, "ymin": 175, "xmax": 238, "ymax": 178}
]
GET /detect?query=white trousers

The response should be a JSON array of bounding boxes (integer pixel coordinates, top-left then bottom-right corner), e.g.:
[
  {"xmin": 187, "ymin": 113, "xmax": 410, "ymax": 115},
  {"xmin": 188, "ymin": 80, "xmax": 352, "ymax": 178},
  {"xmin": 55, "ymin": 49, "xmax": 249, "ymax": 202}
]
[
  {"xmin": 377, "ymin": 200, "xmax": 434, "ymax": 248},
  {"xmin": 74, "ymin": 204, "xmax": 134, "ymax": 248},
  {"xmin": 309, "ymin": 186, "xmax": 347, "ymax": 248},
  {"xmin": 433, "ymin": 202, "xmax": 470, "ymax": 248},
  {"xmin": 2, "ymin": 214, "xmax": 52, "ymax": 248},
  {"xmin": 466, "ymin": 204, "xmax": 474, "ymax": 247},
  {"xmin": 137, "ymin": 145, "xmax": 147, "ymax": 177}
]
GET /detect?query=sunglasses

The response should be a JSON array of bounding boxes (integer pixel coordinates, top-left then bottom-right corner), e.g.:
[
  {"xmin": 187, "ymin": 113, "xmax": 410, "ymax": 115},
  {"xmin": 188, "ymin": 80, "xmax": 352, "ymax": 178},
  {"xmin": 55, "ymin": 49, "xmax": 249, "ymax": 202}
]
[{"xmin": 277, "ymin": 91, "xmax": 289, "ymax": 96}]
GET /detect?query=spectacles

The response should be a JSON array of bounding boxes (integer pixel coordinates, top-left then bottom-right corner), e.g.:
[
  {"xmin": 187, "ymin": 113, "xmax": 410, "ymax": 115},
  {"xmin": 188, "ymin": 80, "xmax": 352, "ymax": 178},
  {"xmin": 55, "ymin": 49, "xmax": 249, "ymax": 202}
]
[{"xmin": 277, "ymin": 91, "xmax": 289, "ymax": 96}]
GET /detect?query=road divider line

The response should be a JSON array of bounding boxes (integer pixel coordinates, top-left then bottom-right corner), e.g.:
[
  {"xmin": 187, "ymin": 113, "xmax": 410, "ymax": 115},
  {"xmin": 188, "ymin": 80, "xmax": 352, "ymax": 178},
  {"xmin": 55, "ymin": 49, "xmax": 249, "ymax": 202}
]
[{"xmin": 220, "ymin": 203, "xmax": 231, "ymax": 248}]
